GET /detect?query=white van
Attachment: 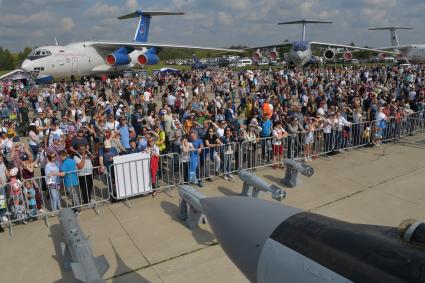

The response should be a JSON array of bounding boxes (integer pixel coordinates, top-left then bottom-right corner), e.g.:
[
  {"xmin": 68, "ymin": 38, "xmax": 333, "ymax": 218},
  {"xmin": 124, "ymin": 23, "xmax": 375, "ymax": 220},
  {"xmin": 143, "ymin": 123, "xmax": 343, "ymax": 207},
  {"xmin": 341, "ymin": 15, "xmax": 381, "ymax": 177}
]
[{"xmin": 237, "ymin": 59, "xmax": 253, "ymax": 67}]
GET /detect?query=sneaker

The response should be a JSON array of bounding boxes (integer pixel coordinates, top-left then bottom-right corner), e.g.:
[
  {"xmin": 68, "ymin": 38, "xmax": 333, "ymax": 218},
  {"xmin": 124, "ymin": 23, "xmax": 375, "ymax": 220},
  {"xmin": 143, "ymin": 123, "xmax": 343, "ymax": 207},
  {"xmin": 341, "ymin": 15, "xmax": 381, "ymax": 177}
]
[
  {"xmin": 22, "ymin": 220, "xmax": 28, "ymax": 225},
  {"xmin": 224, "ymin": 176, "xmax": 229, "ymax": 181},
  {"xmin": 304, "ymin": 157, "xmax": 309, "ymax": 162},
  {"xmin": 1, "ymin": 216, "xmax": 8, "ymax": 223},
  {"xmin": 228, "ymin": 175, "xmax": 234, "ymax": 180},
  {"xmin": 38, "ymin": 209, "xmax": 47, "ymax": 214},
  {"xmin": 207, "ymin": 177, "xmax": 212, "ymax": 182},
  {"xmin": 215, "ymin": 171, "xmax": 220, "ymax": 176},
  {"xmin": 73, "ymin": 209, "xmax": 81, "ymax": 215}
]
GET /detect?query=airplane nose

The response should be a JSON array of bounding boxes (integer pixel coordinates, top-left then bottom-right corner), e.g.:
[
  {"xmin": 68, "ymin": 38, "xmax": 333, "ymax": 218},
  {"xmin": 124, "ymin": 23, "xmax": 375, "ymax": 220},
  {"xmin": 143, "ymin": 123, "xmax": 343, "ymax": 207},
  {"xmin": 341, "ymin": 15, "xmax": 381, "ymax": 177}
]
[
  {"xmin": 21, "ymin": 59, "xmax": 32, "ymax": 72},
  {"xmin": 200, "ymin": 196, "xmax": 300, "ymax": 282}
]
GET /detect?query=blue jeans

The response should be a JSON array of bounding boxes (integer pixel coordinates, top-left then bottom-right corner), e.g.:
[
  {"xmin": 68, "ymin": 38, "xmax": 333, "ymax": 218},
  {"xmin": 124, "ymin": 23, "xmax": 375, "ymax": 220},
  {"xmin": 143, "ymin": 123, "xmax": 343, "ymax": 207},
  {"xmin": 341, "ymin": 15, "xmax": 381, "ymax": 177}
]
[
  {"xmin": 49, "ymin": 185, "xmax": 62, "ymax": 211},
  {"xmin": 65, "ymin": 186, "xmax": 80, "ymax": 207},
  {"xmin": 224, "ymin": 154, "xmax": 232, "ymax": 176}
]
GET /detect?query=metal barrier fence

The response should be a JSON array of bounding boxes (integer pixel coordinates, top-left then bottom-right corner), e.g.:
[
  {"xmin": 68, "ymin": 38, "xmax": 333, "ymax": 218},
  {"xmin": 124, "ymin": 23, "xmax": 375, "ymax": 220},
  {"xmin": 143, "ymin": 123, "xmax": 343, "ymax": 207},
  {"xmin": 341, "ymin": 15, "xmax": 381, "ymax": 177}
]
[
  {"xmin": 0, "ymin": 165, "xmax": 109, "ymax": 235},
  {"xmin": 240, "ymin": 137, "xmax": 288, "ymax": 170},
  {"xmin": 1, "ymin": 111, "xmax": 424, "ymax": 235},
  {"xmin": 108, "ymin": 152, "xmax": 181, "ymax": 200},
  {"xmin": 182, "ymin": 142, "xmax": 240, "ymax": 183}
]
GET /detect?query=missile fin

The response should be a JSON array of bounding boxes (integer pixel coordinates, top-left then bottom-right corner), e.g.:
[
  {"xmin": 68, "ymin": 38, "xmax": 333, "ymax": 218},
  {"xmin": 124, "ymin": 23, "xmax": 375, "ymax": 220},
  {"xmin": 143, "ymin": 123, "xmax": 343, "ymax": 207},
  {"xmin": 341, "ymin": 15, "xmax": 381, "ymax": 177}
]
[
  {"xmin": 71, "ymin": 262, "xmax": 87, "ymax": 282},
  {"xmin": 94, "ymin": 255, "xmax": 110, "ymax": 275}
]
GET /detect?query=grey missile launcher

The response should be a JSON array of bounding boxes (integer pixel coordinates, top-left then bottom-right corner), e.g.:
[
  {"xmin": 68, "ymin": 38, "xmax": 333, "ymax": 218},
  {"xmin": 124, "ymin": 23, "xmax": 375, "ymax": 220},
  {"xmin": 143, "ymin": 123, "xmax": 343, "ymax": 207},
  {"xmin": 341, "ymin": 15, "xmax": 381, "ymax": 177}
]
[
  {"xmin": 200, "ymin": 196, "xmax": 425, "ymax": 283},
  {"xmin": 58, "ymin": 208, "xmax": 109, "ymax": 283},
  {"xmin": 238, "ymin": 170, "xmax": 286, "ymax": 201},
  {"xmin": 282, "ymin": 158, "xmax": 314, "ymax": 188},
  {"xmin": 178, "ymin": 185, "xmax": 207, "ymax": 228}
]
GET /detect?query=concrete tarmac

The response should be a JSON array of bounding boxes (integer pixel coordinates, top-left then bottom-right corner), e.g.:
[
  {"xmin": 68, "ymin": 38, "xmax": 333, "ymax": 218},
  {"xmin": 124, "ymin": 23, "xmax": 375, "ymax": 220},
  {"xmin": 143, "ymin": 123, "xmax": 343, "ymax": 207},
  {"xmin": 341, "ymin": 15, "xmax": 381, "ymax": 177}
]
[{"xmin": 0, "ymin": 135, "xmax": 424, "ymax": 282}]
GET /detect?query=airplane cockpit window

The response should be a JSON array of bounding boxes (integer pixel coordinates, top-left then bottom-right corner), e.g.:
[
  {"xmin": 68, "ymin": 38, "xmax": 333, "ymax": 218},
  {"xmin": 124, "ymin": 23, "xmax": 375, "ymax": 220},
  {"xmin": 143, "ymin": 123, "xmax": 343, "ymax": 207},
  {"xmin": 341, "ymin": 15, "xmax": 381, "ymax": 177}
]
[
  {"xmin": 293, "ymin": 42, "xmax": 309, "ymax": 52},
  {"xmin": 28, "ymin": 49, "xmax": 52, "ymax": 60}
]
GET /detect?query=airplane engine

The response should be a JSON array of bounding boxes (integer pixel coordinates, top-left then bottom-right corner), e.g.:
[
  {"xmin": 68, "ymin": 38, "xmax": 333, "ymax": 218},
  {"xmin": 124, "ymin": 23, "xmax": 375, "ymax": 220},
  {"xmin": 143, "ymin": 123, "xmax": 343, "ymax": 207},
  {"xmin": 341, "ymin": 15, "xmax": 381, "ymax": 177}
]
[
  {"xmin": 137, "ymin": 48, "xmax": 160, "ymax": 66},
  {"xmin": 252, "ymin": 51, "xmax": 263, "ymax": 61},
  {"xmin": 323, "ymin": 48, "xmax": 335, "ymax": 60},
  {"xmin": 268, "ymin": 50, "xmax": 278, "ymax": 60},
  {"xmin": 343, "ymin": 51, "xmax": 353, "ymax": 61},
  {"xmin": 105, "ymin": 47, "xmax": 132, "ymax": 66}
]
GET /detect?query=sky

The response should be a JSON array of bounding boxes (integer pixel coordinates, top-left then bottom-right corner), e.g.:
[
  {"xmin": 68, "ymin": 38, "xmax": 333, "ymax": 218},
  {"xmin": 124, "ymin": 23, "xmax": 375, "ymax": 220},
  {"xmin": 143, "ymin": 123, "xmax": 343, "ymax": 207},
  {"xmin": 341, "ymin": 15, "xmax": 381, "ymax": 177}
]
[{"xmin": 0, "ymin": 0, "xmax": 424, "ymax": 52}]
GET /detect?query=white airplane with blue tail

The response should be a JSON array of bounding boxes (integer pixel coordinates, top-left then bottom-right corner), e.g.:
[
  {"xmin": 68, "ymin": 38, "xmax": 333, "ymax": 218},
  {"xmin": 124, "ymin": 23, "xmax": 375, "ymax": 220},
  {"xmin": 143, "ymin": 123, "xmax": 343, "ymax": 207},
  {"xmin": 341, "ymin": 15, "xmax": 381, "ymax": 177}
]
[{"xmin": 21, "ymin": 9, "xmax": 241, "ymax": 83}]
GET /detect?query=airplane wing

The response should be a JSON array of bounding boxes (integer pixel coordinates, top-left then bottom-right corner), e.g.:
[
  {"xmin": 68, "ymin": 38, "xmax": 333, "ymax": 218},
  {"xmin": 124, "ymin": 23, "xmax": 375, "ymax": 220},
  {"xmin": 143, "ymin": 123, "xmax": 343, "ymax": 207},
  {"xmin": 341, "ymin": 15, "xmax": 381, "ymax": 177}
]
[
  {"xmin": 88, "ymin": 41, "xmax": 243, "ymax": 53},
  {"xmin": 309, "ymin": 41, "xmax": 397, "ymax": 54},
  {"xmin": 244, "ymin": 43, "xmax": 293, "ymax": 50}
]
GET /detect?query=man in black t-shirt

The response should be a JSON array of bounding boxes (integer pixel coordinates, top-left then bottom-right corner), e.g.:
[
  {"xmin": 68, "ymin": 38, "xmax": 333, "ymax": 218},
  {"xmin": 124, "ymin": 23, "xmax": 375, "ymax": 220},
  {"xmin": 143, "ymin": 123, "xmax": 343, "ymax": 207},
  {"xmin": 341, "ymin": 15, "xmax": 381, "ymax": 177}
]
[{"xmin": 203, "ymin": 128, "xmax": 222, "ymax": 179}]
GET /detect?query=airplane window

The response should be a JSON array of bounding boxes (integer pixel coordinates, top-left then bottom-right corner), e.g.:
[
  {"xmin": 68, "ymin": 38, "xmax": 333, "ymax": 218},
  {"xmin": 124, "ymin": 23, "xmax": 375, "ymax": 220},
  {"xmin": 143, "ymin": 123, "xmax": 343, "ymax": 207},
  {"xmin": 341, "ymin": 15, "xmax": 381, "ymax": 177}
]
[{"xmin": 35, "ymin": 50, "xmax": 41, "ymax": 56}]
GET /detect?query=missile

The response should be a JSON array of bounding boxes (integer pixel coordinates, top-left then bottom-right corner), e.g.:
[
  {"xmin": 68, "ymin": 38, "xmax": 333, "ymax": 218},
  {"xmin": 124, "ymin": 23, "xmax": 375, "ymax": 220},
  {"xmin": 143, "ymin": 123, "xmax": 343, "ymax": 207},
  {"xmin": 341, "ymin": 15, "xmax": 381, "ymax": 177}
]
[
  {"xmin": 282, "ymin": 159, "xmax": 314, "ymax": 187},
  {"xmin": 178, "ymin": 185, "xmax": 207, "ymax": 228},
  {"xmin": 200, "ymin": 196, "xmax": 425, "ymax": 283},
  {"xmin": 238, "ymin": 170, "xmax": 286, "ymax": 201},
  {"xmin": 58, "ymin": 208, "xmax": 109, "ymax": 283}
]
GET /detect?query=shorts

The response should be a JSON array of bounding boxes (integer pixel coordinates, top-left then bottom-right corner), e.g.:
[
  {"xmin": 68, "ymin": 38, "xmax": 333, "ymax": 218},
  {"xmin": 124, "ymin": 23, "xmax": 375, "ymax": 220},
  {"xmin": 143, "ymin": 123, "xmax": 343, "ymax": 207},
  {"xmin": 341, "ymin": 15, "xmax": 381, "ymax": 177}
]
[{"xmin": 273, "ymin": 144, "xmax": 283, "ymax": 155}]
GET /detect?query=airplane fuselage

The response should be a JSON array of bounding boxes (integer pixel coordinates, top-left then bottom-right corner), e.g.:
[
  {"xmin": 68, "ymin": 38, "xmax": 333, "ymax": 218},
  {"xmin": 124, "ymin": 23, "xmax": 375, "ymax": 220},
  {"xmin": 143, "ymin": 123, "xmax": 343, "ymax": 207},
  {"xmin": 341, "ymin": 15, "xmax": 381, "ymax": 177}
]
[
  {"xmin": 400, "ymin": 45, "xmax": 425, "ymax": 63},
  {"xmin": 287, "ymin": 41, "xmax": 314, "ymax": 67},
  {"xmin": 21, "ymin": 42, "xmax": 147, "ymax": 80}
]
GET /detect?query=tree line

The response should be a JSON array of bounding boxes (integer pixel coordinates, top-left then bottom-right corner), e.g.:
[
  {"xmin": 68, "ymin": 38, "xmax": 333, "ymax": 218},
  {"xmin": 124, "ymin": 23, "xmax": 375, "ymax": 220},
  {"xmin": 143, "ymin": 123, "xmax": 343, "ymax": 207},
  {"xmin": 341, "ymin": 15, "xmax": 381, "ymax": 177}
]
[{"xmin": 0, "ymin": 47, "xmax": 32, "ymax": 71}]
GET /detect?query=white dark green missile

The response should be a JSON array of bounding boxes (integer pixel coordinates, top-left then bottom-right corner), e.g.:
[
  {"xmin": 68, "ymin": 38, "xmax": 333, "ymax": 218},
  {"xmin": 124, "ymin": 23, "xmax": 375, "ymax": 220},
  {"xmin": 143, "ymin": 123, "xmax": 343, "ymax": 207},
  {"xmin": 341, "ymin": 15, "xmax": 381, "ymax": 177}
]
[
  {"xmin": 200, "ymin": 196, "xmax": 425, "ymax": 283},
  {"xmin": 58, "ymin": 208, "xmax": 109, "ymax": 283}
]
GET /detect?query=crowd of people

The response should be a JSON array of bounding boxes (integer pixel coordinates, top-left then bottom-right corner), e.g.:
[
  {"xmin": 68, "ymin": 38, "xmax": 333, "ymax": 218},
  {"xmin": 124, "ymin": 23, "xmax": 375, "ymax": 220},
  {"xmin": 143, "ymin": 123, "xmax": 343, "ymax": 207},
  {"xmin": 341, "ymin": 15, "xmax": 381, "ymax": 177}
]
[{"xmin": 0, "ymin": 63, "xmax": 424, "ymax": 232}]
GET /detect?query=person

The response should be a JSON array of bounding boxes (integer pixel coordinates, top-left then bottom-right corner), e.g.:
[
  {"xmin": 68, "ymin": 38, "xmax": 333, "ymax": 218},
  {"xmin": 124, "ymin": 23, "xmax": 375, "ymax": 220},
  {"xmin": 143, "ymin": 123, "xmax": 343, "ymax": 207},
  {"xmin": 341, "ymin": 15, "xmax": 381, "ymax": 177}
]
[
  {"xmin": 220, "ymin": 127, "xmax": 236, "ymax": 181},
  {"xmin": 180, "ymin": 136, "xmax": 194, "ymax": 183},
  {"xmin": 45, "ymin": 152, "xmax": 62, "ymax": 211},
  {"xmin": 374, "ymin": 106, "xmax": 387, "ymax": 146},
  {"xmin": 203, "ymin": 127, "xmax": 222, "ymax": 178},
  {"xmin": 303, "ymin": 117, "xmax": 317, "ymax": 162},
  {"xmin": 272, "ymin": 121, "xmax": 287, "ymax": 168},
  {"xmin": 70, "ymin": 128, "xmax": 89, "ymax": 156},
  {"xmin": 117, "ymin": 116, "xmax": 130, "ymax": 152},
  {"xmin": 99, "ymin": 140, "xmax": 118, "ymax": 200},
  {"xmin": 168, "ymin": 120, "xmax": 184, "ymax": 170},
  {"xmin": 27, "ymin": 124, "xmax": 40, "ymax": 160},
  {"xmin": 189, "ymin": 131, "xmax": 204, "ymax": 187},
  {"xmin": 23, "ymin": 180, "xmax": 37, "ymax": 221},
  {"xmin": 145, "ymin": 138, "xmax": 160, "ymax": 197},
  {"xmin": 9, "ymin": 167, "xmax": 27, "ymax": 224},
  {"xmin": 50, "ymin": 150, "xmax": 81, "ymax": 214},
  {"xmin": 127, "ymin": 139, "xmax": 140, "ymax": 154},
  {"xmin": 74, "ymin": 145, "xmax": 94, "ymax": 204}
]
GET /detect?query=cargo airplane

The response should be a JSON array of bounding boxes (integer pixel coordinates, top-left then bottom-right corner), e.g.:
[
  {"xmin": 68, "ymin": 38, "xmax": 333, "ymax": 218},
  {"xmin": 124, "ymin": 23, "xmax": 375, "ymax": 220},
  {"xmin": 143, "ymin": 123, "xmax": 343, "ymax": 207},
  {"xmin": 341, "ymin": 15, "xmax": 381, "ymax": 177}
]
[
  {"xmin": 21, "ymin": 9, "xmax": 241, "ymax": 83},
  {"xmin": 369, "ymin": 26, "xmax": 425, "ymax": 64},
  {"xmin": 248, "ymin": 19, "xmax": 394, "ymax": 67}
]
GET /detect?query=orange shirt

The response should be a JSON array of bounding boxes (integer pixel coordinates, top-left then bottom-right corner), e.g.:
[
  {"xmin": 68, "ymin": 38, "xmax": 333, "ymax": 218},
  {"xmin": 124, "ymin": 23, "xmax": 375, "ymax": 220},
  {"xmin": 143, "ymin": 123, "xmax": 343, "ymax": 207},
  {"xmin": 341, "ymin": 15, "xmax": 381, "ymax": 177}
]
[{"xmin": 262, "ymin": 102, "xmax": 272, "ymax": 118}]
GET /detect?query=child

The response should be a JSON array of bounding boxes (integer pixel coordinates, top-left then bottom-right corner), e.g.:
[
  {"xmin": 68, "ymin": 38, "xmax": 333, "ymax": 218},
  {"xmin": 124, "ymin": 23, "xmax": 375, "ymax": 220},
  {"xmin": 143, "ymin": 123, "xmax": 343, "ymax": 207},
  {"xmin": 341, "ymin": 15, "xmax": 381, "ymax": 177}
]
[
  {"xmin": 9, "ymin": 167, "xmax": 27, "ymax": 224},
  {"xmin": 23, "ymin": 180, "xmax": 37, "ymax": 221}
]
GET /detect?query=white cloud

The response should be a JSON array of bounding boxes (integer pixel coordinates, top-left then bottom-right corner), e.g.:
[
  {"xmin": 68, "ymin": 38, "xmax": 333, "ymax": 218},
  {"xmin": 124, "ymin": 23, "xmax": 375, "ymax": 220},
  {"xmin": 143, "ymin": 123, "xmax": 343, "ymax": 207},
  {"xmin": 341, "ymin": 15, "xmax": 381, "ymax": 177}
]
[
  {"xmin": 58, "ymin": 17, "xmax": 75, "ymax": 32},
  {"xmin": 126, "ymin": 0, "xmax": 138, "ymax": 11},
  {"xmin": 84, "ymin": 2, "xmax": 121, "ymax": 17},
  {"xmin": 217, "ymin": 11, "xmax": 233, "ymax": 26}
]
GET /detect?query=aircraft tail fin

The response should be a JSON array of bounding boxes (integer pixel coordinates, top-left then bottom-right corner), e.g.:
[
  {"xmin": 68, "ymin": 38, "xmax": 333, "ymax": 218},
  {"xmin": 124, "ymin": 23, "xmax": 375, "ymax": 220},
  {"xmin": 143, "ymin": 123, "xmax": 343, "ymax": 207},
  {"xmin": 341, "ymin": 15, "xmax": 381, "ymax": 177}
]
[
  {"xmin": 368, "ymin": 26, "xmax": 413, "ymax": 46},
  {"xmin": 277, "ymin": 19, "xmax": 332, "ymax": 41},
  {"xmin": 118, "ymin": 10, "xmax": 184, "ymax": 42}
]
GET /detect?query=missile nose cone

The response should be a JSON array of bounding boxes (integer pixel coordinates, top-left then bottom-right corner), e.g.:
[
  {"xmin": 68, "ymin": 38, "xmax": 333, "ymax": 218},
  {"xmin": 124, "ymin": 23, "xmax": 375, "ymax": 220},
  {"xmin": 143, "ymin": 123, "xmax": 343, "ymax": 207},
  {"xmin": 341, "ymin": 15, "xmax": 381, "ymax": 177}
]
[{"xmin": 200, "ymin": 196, "xmax": 300, "ymax": 282}]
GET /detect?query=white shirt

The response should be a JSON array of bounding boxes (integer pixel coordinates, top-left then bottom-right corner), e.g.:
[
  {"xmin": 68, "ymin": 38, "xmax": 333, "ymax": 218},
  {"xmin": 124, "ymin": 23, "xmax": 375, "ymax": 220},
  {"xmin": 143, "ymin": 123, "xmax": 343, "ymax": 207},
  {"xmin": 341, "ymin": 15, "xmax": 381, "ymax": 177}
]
[{"xmin": 74, "ymin": 154, "xmax": 93, "ymax": 176}]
